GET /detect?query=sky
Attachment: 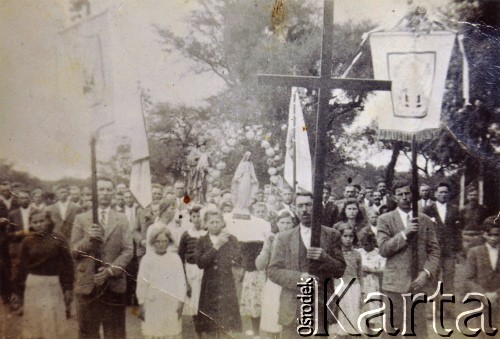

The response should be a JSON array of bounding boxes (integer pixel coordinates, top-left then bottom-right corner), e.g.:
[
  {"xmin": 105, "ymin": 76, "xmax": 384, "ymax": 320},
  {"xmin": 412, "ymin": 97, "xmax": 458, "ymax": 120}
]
[{"xmin": 0, "ymin": 0, "xmax": 450, "ymax": 180}]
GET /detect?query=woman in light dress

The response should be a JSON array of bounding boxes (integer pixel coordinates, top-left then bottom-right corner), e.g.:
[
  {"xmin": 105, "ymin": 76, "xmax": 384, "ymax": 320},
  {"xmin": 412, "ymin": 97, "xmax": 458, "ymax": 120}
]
[
  {"xmin": 255, "ymin": 210, "xmax": 295, "ymax": 338},
  {"xmin": 136, "ymin": 225, "xmax": 187, "ymax": 339}
]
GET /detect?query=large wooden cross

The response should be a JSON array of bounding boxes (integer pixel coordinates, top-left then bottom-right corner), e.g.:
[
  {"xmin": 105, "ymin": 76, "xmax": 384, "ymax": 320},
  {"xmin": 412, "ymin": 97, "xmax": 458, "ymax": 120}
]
[{"xmin": 259, "ymin": 0, "xmax": 391, "ymax": 251}]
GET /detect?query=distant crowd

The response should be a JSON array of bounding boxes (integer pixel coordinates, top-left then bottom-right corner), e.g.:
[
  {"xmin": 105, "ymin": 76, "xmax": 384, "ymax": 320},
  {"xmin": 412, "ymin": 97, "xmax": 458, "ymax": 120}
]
[{"xmin": 0, "ymin": 177, "xmax": 497, "ymax": 338}]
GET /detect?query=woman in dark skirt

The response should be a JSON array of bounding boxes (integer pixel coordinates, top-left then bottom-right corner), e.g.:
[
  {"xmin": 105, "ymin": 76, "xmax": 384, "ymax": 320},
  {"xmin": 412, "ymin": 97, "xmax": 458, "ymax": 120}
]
[{"xmin": 196, "ymin": 208, "xmax": 242, "ymax": 338}]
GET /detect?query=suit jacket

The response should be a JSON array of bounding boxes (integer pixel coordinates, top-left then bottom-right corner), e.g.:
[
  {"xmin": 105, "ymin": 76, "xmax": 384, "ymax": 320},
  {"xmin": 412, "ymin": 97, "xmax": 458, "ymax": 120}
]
[
  {"xmin": 268, "ymin": 226, "xmax": 346, "ymax": 326},
  {"xmin": 71, "ymin": 209, "xmax": 133, "ymax": 295},
  {"xmin": 460, "ymin": 203, "xmax": 489, "ymax": 232},
  {"xmin": 381, "ymin": 193, "xmax": 398, "ymax": 212},
  {"xmin": 134, "ymin": 205, "xmax": 155, "ymax": 257},
  {"xmin": 377, "ymin": 210, "xmax": 440, "ymax": 294},
  {"xmin": 7, "ymin": 208, "xmax": 32, "ymax": 259},
  {"xmin": 47, "ymin": 201, "xmax": 82, "ymax": 240},
  {"xmin": 8, "ymin": 208, "xmax": 27, "ymax": 233},
  {"xmin": 0, "ymin": 199, "xmax": 19, "ymax": 262},
  {"xmin": 423, "ymin": 203, "xmax": 462, "ymax": 258},
  {"xmin": 321, "ymin": 201, "xmax": 338, "ymax": 227},
  {"xmin": 464, "ymin": 245, "xmax": 500, "ymax": 294},
  {"xmin": 418, "ymin": 199, "xmax": 435, "ymax": 211}
]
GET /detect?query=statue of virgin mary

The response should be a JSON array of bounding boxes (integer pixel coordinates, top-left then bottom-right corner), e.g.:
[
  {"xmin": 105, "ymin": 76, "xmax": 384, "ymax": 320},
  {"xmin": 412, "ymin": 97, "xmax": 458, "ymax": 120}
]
[{"xmin": 231, "ymin": 151, "xmax": 259, "ymax": 210}]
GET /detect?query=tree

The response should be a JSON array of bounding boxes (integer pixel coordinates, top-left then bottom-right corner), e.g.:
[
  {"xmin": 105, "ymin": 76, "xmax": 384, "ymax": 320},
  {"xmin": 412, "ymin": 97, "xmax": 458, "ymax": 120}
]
[{"xmin": 154, "ymin": 0, "xmax": 382, "ymax": 189}]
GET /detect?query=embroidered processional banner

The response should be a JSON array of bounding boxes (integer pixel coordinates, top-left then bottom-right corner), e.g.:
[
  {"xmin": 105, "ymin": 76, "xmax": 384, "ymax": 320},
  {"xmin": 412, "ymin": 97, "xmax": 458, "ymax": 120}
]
[{"xmin": 369, "ymin": 31, "xmax": 455, "ymax": 141}]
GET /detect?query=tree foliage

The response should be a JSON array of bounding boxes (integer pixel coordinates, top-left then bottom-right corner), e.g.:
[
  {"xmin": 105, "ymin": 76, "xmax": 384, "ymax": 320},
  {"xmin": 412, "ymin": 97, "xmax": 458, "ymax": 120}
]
[{"xmin": 153, "ymin": 0, "xmax": 381, "ymax": 189}]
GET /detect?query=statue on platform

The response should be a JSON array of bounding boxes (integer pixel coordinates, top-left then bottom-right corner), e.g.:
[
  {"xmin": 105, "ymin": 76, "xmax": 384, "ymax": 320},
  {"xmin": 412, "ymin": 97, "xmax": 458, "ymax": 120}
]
[
  {"xmin": 187, "ymin": 141, "xmax": 210, "ymax": 204},
  {"xmin": 231, "ymin": 151, "xmax": 259, "ymax": 210}
]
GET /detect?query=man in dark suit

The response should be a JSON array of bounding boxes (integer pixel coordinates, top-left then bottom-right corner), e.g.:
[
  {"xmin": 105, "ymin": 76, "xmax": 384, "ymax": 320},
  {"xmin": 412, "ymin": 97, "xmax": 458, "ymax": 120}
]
[
  {"xmin": 321, "ymin": 185, "xmax": 338, "ymax": 227},
  {"xmin": 418, "ymin": 184, "xmax": 435, "ymax": 211},
  {"xmin": 423, "ymin": 183, "xmax": 462, "ymax": 298},
  {"xmin": 464, "ymin": 218, "xmax": 499, "ymax": 326},
  {"xmin": 134, "ymin": 184, "xmax": 162, "ymax": 258},
  {"xmin": 71, "ymin": 177, "xmax": 133, "ymax": 339},
  {"xmin": 376, "ymin": 179, "xmax": 398, "ymax": 212},
  {"xmin": 0, "ymin": 180, "xmax": 19, "ymax": 304},
  {"xmin": 123, "ymin": 189, "xmax": 140, "ymax": 305},
  {"xmin": 6, "ymin": 189, "xmax": 33, "ymax": 313},
  {"xmin": 7, "ymin": 190, "xmax": 32, "ymax": 261},
  {"xmin": 377, "ymin": 180, "xmax": 440, "ymax": 337},
  {"xmin": 460, "ymin": 185, "xmax": 488, "ymax": 233},
  {"xmin": 46, "ymin": 184, "xmax": 82, "ymax": 240},
  {"xmin": 268, "ymin": 192, "xmax": 346, "ymax": 338}
]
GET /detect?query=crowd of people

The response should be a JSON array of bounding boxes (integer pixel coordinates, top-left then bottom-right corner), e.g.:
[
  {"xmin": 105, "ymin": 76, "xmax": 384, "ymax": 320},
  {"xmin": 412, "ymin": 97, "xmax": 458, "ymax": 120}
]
[{"xmin": 0, "ymin": 175, "xmax": 497, "ymax": 338}]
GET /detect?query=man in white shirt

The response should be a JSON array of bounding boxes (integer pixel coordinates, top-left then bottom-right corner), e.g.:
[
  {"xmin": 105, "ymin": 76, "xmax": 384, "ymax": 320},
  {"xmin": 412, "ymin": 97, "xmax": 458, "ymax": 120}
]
[
  {"xmin": 363, "ymin": 186, "xmax": 374, "ymax": 209},
  {"xmin": 69, "ymin": 185, "xmax": 82, "ymax": 205},
  {"xmin": 173, "ymin": 181, "xmax": 188, "ymax": 211},
  {"xmin": 268, "ymin": 192, "xmax": 346, "ymax": 337},
  {"xmin": 72, "ymin": 177, "xmax": 133, "ymax": 338},
  {"xmin": 123, "ymin": 190, "xmax": 137, "ymax": 231},
  {"xmin": 0, "ymin": 180, "xmax": 17, "ymax": 212},
  {"xmin": 277, "ymin": 186, "xmax": 294, "ymax": 216},
  {"xmin": 30, "ymin": 188, "xmax": 46, "ymax": 210},
  {"xmin": 377, "ymin": 180, "xmax": 440, "ymax": 337},
  {"xmin": 46, "ymin": 184, "xmax": 82, "ymax": 239},
  {"xmin": 9, "ymin": 190, "xmax": 32, "ymax": 232},
  {"xmin": 0, "ymin": 180, "xmax": 18, "ymax": 304},
  {"xmin": 423, "ymin": 182, "xmax": 462, "ymax": 305}
]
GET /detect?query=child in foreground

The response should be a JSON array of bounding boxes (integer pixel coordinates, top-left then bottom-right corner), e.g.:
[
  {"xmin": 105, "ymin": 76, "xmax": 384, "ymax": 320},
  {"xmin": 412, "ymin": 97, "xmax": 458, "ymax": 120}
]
[
  {"xmin": 196, "ymin": 208, "xmax": 242, "ymax": 338},
  {"xmin": 136, "ymin": 225, "xmax": 186, "ymax": 339}
]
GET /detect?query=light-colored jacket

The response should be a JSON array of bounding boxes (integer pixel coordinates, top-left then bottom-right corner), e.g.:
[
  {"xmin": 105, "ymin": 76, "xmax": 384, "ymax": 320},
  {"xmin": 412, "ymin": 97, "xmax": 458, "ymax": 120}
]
[
  {"xmin": 377, "ymin": 210, "xmax": 440, "ymax": 294},
  {"xmin": 71, "ymin": 209, "xmax": 133, "ymax": 295},
  {"xmin": 268, "ymin": 226, "xmax": 346, "ymax": 326}
]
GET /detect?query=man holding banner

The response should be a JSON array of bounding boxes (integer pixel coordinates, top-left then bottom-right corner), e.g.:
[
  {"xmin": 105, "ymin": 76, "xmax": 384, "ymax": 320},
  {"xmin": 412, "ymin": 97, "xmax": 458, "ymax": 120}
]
[{"xmin": 71, "ymin": 177, "xmax": 133, "ymax": 339}]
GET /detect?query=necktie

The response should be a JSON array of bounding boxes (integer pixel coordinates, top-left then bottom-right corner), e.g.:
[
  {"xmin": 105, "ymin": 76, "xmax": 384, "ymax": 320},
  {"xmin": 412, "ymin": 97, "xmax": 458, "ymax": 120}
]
[{"xmin": 100, "ymin": 210, "xmax": 106, "ymax": 227}]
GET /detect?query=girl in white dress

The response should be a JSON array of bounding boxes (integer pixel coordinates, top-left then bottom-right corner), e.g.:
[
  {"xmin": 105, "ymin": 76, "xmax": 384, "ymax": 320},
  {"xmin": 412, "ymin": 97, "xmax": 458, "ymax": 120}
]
[
  {"xmin": 137, "ymin": 225, "xmax": 187, "ymax": 339},
  {"xmin": 255, "ymin": 211, "xmax": 295, "ymax": 338},
  {"xmin": 357, "ymin": 231, "xmax": 386, "ymax": 333}
]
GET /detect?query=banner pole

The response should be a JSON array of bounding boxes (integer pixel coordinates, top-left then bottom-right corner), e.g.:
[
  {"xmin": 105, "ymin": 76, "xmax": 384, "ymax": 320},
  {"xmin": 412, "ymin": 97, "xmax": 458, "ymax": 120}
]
[
  {"xmin": 90, "ymin": 133, "xmax": 99, "ymax": 224},
  {"xmin": 411, "ymin": 135, "xmax": 419, "ymax": 218}
]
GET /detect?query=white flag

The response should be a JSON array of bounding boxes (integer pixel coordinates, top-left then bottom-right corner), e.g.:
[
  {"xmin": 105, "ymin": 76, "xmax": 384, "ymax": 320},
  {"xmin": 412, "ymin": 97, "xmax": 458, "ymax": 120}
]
[
  {"xmin": 284, "ymin": 88, "xmax": 312, "ymax": 193},
  {"xmin": 129, "ymin": 98, "xmax": 152, "ymax": 209}
]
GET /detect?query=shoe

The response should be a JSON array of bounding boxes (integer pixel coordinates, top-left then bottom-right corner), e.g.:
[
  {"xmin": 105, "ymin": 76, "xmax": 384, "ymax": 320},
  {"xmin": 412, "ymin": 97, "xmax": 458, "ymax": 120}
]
[{"xmin": 245, "ymin": 330, "xmax": 254, "ymax": 336}]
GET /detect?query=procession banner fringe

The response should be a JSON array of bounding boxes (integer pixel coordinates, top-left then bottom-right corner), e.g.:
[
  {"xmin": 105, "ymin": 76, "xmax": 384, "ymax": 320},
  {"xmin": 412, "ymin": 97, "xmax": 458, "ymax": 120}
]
[{"xmin": 378, "ymin": 128, "xmax": 441, "ymax": 142}]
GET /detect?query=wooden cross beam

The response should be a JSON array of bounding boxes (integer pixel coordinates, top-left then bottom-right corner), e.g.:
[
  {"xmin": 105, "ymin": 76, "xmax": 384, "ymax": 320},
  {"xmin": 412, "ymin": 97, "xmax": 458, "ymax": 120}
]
[{"xmin": 258, "ymin": 0, "xmax": 391, "ymax": 250}]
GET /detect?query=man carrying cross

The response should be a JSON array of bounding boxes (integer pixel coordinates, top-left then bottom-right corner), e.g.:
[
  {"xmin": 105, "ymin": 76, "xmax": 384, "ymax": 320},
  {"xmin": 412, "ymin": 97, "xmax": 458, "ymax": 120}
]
[{"xmin": 259, "ymin": 1, "xmax": 390, "ymax": 334}]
